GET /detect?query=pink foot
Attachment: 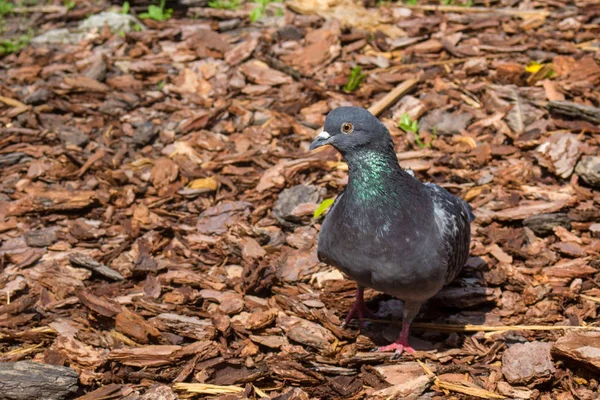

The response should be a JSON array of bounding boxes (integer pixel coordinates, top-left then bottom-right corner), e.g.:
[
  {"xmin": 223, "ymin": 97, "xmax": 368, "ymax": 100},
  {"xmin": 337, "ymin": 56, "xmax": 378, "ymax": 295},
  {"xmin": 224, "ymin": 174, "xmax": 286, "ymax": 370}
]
[
  {"xmin": 343, "ymin": 287, "xmax": 376, "ymax": 327},
  {"xmin": 377, "ymin": 342, "xmax": 415, "ymax": 354}
]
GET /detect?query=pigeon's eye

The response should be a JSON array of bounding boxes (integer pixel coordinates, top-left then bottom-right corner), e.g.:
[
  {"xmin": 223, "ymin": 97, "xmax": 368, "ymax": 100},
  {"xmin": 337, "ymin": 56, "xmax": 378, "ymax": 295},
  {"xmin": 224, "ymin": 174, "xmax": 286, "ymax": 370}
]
[{"xmin": 341, "ymin": 122, "xmax": 354, "ymax": 134}]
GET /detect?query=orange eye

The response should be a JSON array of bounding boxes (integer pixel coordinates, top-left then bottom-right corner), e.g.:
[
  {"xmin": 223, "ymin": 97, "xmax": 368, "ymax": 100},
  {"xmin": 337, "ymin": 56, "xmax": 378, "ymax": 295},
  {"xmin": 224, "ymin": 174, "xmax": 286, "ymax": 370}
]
[{"xmin": 341, "ymin": 122, "xmax": 354, "ymax": 134}]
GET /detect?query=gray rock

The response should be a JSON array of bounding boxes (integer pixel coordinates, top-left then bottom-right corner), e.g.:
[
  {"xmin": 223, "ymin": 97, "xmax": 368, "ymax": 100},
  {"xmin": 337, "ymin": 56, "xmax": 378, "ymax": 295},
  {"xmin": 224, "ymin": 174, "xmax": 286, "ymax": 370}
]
[
  {"xmin": 31, "ymin": 28, "xmax": 85, "ymax": 45},
  {"xmin": 575, "ymin": 156, "xmax": 600, "ymax": 188},
  {"xmin": 523, "ymin": 213, "xmax": 571, "ymax": 236},
  {"xmin": 32, "ymin": 12, "xmax": 143, "ymax": 45},
  {"xmin": 23, "ymin": 87, "xmax": 50, "ymax": 105},
  {"xmin": 419, "ymin": 109, "xmax": 473, "ymax": 135},
  {"xmin": 273, "ymin": 184, "xmax": 320, "ymax": 226},
  {"xmin": 58, "ymin": 126, "xmax": 89, "ymax": 147},
  {"xmin": 0, "ymin": 361, "xmax": 79, "ymax": 400},
  {"xmin": 502, "ymin": 341, "xmax": 555, "ymax": 385},
  {"xmin": 133, "ymin": 122, "xmax": 158, "ymax": 146},
  {"xmin": 24, "ymin": 229, "xmax": 57, "ymax": 248},
  {"xmin": 0, "ymin": 153, "xmax": 26, "ymax": 167},
  {"xmin": 79, "ymin": 12, "xmax": 143, "ymax": 33}
]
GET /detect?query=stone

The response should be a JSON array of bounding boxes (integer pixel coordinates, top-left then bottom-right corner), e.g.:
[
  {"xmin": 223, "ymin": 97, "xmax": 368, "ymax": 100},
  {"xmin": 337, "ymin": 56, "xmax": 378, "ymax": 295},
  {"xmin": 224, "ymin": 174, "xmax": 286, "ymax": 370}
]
[
  {"xmin": 24, "ymin": 228, "xmax": 57, "ymax": 248},
  {"xmin": 32, "ymin": 12, "xmax": 143, "ymax": 45},
  {"xmin": 502, "ymin": 341, "xmax": 555, "ymax": 385},
  {"xmin": 273, "ymin": 184, "xmax": 320, "ymax": 226},
  {"xmin": 79, "ymin": 12, "xmax": 143, "ymax": 33},
  {"xmin": 523, "ymin": 213, "xmax": 571, "ymax": 236},
  {"xmin": 133, "ymin": 122, "xmax": 158, "ymax": 146},
  {"xmin": 419, "ymin": 109, "xmax": 473, "ymax": 135},
  {"xmin": 575, "ymin": 156, "xmax": 600, "ymax": 188},
  {"xmin": 58, "ymin": 126, "xmax": 89, "ymax": 147}
]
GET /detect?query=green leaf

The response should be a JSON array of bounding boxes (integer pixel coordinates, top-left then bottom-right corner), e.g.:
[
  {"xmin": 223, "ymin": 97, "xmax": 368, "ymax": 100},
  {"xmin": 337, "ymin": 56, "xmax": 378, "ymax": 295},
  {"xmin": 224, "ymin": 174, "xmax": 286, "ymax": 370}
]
[
  {"xmin": 249, "ymin": 6, "xmax": 263, "ymax": 22},
  {"xmin": 343, "ymin": 66, "xmax": 367, "ymax": 92},
  {"xmin": 313, "ymin": 198, "xmax": 335, "ymax": 219},
  {"xmin": 121, "ymin": 1, "xmax": 130, "ymax": 14}
]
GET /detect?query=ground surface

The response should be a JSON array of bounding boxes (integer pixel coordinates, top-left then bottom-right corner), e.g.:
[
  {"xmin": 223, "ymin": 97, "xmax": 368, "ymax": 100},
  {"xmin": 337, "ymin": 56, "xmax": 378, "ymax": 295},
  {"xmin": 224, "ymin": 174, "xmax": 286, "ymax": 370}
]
[{"xmin": 1, "ymin": 0, "xmax": 600, "ymax": 399}]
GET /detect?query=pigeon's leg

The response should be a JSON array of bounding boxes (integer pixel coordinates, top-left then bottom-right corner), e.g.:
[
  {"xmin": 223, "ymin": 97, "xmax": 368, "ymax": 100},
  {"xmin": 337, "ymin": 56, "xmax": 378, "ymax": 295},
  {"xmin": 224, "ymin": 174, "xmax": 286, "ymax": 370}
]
[
  {"xmin": 342, "ymin": 286, "xmax": 376, "ymax": 327},
  {"xmin": 378, "ymin": 301, "xmax": 421, "ymax": 354}
]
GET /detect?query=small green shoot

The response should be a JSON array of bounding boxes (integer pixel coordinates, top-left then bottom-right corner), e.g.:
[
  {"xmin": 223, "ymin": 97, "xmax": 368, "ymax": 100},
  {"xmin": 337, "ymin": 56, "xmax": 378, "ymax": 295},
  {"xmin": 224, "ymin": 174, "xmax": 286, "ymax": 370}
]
[
  {"xmin": 208, "ymin": 0, "xmax": 240, "ymax": 10},
  {"xmin": 399, "ymin": 113, "xmax": 418, "ymax": 133},
  {"xmin": 249, "ymin": 0, "xmax": 281, "ymax": 22},
  {"xmin": 139, "ymin": 0, "xmax": 172, "ymax": 21},
  {"xmin": 343, "ymin": 66, "xmax": 367, "ymax": 92},
  {"xmin": 313, "ymin": 198, "xmax": 335, "ymax": 219},
  {"xmin": 157, "ymin": 80, "xmax": 165, "ymax": 90},
  {"xmin": 0, "ymin": 33, "xmax": 32, "ymax": 56},
  {"xmin": 0, "ymin": 0, "xmax": 14, "ymax": 17},
  {"xmin": 133, "ymin": 23, "xmax": 143, "ymax": 31},
  {"xmin": 442, "ymin": 0, "xmax": 472, "ymax": 6},
  {"xmin": 121, "ymin": 1, "xmax": 130, "ymax": 14},
  {"xmin": 399, "ymin": 113, "xmax": 430, "ymax": 149},
  {"xmin": 404, "ymin": 0, "xmax": 418, "ymax": 4},
  {"xmin": 117, "ymin": 30, "xmax": 126, "ymax": 37},
  {"xmin": 63, "ymin": 0, "xmax": 76, "ymax": 10}
]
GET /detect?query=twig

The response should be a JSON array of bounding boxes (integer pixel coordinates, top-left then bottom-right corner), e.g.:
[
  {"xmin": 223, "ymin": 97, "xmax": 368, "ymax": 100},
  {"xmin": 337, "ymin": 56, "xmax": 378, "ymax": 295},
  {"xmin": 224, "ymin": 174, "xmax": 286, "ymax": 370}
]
[
  {"xmin": 417, "ymin": 360, "xmax": 506, "ymax": 399},
  {"xmin": 11, "ymin": 5, "xmax": 67, "ymax": 13},
  {"xmin": 580, "ymin": 294, "xmax": 600, "ymax": 303},
  {"xmin": 372, "ymin": 54, "xmax": 504, "ymax": 75},
  {"xmin": 411, "ymin": 323, "xmax": 600, "ymax": 332},
  {"xmin": 403, "ymin": 4, "xmax": 550, "ymax": 18},
  {"xmin": 173, "ymin": 383, "xmax": 245, "ymax": 394},
  {"xmin": 368, "ymin": 77, "xmax": 419, "ymax": 117}
]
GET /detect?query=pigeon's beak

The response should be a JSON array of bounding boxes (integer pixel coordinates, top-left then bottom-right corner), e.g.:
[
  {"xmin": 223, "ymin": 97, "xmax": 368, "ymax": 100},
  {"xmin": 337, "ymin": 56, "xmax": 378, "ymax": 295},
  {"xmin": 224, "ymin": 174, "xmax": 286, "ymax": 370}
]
[{"xmin": 309, "ymin": 130, "xmax": 332, "ymax": 151}]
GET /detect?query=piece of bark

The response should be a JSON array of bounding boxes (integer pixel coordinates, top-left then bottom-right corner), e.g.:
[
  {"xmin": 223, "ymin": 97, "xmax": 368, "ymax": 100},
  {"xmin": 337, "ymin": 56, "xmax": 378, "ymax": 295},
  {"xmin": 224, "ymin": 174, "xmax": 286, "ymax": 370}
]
[
  {"xmin": 77, "ymin": 384, "xmax": 134, "ymax": 400},
  {"xmin": 0, "ymin": 361, "xmax": 78, "ymax": 400},
  {"xmin": 115, "ymin": 308, "xmax": 160, "ymax": 344},
  {"xmin": 6, "ymin": 190, "xmax": 97, "ymax": 216},
  {"xmin": 69, "ymin": 253, "xmax": 124, "ymax": 281},
  {"xmin": 75, "ymin": 289, "xmax": 122, "ymax": 318},
  {"xmin": 109, "ymin": 345, "xmax": 182, "ymax": 367},
  {"xmin": 548, "ymin": 101, "xmax": 600, "ymax": 124},
  {"xmin": 150, "ymin": 313, "xmax": 216, "ymax": 341},
  {"xmin": 552, "ymin": 331, "xmax": 600, "ymax": 372}
]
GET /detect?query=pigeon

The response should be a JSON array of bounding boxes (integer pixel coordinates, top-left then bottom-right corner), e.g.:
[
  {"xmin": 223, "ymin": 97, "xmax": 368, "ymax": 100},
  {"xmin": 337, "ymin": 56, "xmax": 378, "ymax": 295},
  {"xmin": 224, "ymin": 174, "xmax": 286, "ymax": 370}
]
[{"xmin": 309, "ymin": 107, "xmax": 474, "ymax": 354}]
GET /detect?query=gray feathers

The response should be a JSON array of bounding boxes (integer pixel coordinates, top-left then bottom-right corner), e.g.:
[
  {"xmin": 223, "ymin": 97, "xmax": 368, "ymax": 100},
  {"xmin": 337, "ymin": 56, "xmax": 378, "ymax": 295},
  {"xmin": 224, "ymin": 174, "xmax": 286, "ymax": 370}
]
[{"xmin": 314, "ymin": 107, "xmax": 473, "ymax": 305}]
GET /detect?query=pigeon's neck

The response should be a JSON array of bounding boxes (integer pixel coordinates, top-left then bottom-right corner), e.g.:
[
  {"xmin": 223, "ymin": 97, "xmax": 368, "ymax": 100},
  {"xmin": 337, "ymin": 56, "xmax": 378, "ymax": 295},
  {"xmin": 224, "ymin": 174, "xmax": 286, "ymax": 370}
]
[{"xmin": 345, "ymin": 148, "xmax": 406, "ymax": 203}]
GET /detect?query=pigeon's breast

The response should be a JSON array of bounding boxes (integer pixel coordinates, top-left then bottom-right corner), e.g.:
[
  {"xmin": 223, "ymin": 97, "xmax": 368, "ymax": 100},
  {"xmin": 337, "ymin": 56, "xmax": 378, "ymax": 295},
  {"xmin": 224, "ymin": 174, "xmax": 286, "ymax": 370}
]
[{"xmin": 318, "ymin": 195, "xmax": 446, "ymax": 301}]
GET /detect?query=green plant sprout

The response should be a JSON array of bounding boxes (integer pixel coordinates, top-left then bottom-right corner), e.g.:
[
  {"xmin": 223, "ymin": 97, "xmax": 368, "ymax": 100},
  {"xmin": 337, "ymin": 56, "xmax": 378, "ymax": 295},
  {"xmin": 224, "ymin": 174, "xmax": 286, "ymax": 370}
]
[
  {"xmin": 399, "ymin": 113, "xmax": 418, "ymax": 133},
  {"xmin": 0, "ymin": 32, "xmax": 32, "ymax": 56},
  {"xmin": 63, "ymin": 0, "xmax": 76, "ymax": 10},
  {"xmin": 344, "ymin": 66, "xmax": 367, "ymax": 92},
  {"xmin": 399, "ymin": 113, "xmax": 433, "ymax": 149},
  {"xmin": 208, "ymin": 0, "xmax": 240, "ymax": 10},
  {"xmin": 313, "ymin": 198, "xmax": 335, "ymax": 219},
  {"xmin": 442, "ymin": 0, "xmax": 472, "ymax": 6},
  {"xmin": 404, "ymin": 0, "xmax": 418, "ymax": 5},
  {"xmin": 0, "ymin": 0, "xmax": 14, "ymax": 17},
  {"xmin": 139, "ymin": 0, "xmax": 172, "ymax": 21},
  {"xmin": 250, "ymin": 0, "xmax": 281, "ymax": 22},
  {"xmin": 121, "ymin": 1, "xmax": 130, "ymax": 14}
]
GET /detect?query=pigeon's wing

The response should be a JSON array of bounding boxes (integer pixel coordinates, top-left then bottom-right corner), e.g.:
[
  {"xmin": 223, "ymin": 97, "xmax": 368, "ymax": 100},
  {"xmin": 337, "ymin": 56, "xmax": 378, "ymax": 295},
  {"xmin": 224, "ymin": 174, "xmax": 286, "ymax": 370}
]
[{"xmin": 424, "ymin": 182, "xmax": 473, "ymax": 284}]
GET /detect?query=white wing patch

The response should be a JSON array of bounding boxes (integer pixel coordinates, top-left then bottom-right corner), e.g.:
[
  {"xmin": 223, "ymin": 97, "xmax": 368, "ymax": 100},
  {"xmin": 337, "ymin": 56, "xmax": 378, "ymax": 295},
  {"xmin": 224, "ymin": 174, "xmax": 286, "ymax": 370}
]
[{"xmin": 427, "ymin": 183, "xmax": 458, "ymax": 237}]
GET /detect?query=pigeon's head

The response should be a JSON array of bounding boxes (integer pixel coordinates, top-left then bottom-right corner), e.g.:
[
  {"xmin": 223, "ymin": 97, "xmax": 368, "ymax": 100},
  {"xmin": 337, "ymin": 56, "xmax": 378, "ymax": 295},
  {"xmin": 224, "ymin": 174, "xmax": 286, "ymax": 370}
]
[{"xmin": 309, "ymin": 106, "xmax": 393, "ymax": 155}]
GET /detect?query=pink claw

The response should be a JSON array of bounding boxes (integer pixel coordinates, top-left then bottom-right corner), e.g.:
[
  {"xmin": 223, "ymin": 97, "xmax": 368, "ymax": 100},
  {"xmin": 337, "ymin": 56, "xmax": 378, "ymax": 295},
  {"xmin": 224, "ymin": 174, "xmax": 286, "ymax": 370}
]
[
  {"xmin": 343, "ymin": 287, "xmax": 376, "ymax": 327},
  {"xmin": 377, "ymin": 341, "xmax": 415, "ymax": 354}
]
